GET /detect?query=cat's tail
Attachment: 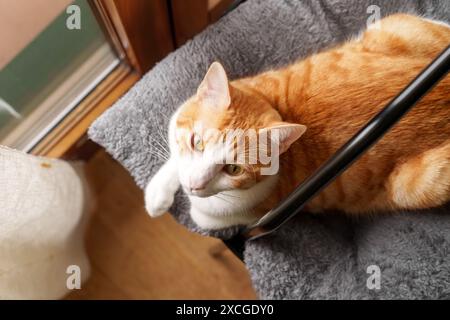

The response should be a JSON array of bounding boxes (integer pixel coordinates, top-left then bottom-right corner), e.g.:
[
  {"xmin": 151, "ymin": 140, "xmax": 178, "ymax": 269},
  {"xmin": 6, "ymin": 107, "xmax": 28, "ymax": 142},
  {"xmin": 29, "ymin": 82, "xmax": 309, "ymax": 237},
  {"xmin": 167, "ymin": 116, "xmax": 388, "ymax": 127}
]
[{"xmin": 388, "ymin": 140, "xmax": 450, "ymax": 210}]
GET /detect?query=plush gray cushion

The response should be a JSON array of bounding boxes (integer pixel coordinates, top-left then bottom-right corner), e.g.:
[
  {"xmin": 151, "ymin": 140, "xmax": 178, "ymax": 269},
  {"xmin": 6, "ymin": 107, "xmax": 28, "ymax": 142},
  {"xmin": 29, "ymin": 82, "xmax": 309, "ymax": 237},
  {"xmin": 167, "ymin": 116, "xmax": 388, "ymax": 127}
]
[{"xmin": 89, "ymin": 0, "xmax": 450, "ymax": 299}]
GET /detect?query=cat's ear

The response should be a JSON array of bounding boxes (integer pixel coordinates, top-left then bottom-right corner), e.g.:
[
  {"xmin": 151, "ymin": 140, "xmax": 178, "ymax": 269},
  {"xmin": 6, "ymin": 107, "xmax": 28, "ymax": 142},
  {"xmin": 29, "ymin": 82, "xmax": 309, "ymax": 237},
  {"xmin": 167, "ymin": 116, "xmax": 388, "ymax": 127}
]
[
  {"xmin": 197, "ymin": 62, "xmax": 231, "ymax": 110},
  {"xmin": 261, "ymin": 123, "xmax": 307, "ymax": 154}
]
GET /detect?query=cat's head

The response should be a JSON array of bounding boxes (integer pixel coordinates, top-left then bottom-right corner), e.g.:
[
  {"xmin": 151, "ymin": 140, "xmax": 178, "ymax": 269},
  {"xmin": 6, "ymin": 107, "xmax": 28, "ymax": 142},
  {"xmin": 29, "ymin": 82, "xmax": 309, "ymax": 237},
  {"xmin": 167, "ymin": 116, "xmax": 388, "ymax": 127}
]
[{"xmin": 172, "ymin": 62, "xmax": 306, "ymax": 199}]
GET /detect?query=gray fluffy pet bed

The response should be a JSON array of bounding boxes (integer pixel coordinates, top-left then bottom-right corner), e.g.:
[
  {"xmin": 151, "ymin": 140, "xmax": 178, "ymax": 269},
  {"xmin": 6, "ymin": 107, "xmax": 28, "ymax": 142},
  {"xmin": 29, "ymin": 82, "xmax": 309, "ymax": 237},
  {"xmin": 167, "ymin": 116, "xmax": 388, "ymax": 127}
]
[{"xmin": 89, "ymin": 0, "xmax": 450, "ymax": 299}]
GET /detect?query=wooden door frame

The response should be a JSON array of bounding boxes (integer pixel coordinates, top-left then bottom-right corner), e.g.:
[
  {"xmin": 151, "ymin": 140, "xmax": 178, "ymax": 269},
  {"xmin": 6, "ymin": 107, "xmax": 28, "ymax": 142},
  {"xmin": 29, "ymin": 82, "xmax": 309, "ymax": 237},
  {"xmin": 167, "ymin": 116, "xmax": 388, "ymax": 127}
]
[{"xmin": 92, "ymin": 0, "xmax": 175, "ymax": 75}]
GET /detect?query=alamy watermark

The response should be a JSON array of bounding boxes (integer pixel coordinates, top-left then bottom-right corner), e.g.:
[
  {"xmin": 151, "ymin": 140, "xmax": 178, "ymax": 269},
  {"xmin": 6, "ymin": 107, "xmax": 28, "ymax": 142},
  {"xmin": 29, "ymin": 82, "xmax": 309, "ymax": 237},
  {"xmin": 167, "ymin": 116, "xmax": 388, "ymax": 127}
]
[
  {"xmin": 66, "ymin": 4, "xmax": 81, "ymax": 30},
  {"xmin": 367, "ymin": 5, "xmax": 382, "ymax": 30},
  {"xmin": 66, "ymin": 265, "xmax": 82, "ymax": 290},
  {"xmin": 366, "ymin": 265, "xmax": 381, "ymax": 290}
]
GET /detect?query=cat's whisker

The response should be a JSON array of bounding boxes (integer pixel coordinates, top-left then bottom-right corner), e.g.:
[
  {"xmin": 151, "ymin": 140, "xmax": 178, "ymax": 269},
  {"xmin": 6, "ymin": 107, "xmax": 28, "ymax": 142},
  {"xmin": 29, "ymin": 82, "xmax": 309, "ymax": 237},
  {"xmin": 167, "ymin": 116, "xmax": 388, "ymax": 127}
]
[
  {"xmin": 149, "ymin": 140, "xmax": 169, "ymax": 155},
  {"xmin": 219, "ymin": 192, "xmax": 242, "ymax": 200},
  {"xmin": 160, "ymin": 112, "xmax": 171, "ymax": 122},
  {"xmin": 155, "ymin": 124, "xmax": 169, "ymax": 145},
  {"xmin": 150, "ymin": 149, "xmax": 169, "ymax": 161},
  {"xmin": 150, "ymin": 122, "xmax": 169, "ymax": 145},
  {"xmin": 154, "ymin": 144, "xmax": 170, "ymax": 158},
  {"xmin": 214, "ymin": 194, "xmax": 234, "ymax": 205},
  {"xmin": 152, "ymin": 154, "xmax": 169, "ymax": 162},
  {"xmin": 153, "ymin": 133, "xmax": 167, "ymax": 148},
  {"xmin": 149, "ymin": 136, "xmax": 170, "ymax": 156}
]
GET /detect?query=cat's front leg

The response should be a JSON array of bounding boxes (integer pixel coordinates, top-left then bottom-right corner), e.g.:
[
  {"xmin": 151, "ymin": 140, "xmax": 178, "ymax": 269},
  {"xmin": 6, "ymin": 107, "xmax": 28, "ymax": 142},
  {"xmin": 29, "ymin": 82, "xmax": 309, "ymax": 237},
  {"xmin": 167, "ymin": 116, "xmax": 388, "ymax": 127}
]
[{"xmin": 145, "ymin": 158, "xmax": 180, "ymax": 217}]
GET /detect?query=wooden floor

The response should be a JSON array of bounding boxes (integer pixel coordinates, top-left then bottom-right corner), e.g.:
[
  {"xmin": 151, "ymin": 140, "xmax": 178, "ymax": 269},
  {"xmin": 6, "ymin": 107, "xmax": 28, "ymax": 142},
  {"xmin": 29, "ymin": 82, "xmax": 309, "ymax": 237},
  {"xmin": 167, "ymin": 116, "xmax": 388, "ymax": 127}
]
[{"xmin": 67, "ymin": 150, "xmax": 256, "ymax": 299}]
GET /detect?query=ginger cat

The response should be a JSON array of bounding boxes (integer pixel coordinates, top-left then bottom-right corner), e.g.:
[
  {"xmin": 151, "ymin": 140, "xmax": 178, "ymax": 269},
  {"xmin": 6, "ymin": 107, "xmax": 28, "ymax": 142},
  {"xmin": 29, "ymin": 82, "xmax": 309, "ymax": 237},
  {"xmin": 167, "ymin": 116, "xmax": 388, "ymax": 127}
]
[{"xmin": 145, "ymin": 14, "xmax": 450, "ymax": 229}]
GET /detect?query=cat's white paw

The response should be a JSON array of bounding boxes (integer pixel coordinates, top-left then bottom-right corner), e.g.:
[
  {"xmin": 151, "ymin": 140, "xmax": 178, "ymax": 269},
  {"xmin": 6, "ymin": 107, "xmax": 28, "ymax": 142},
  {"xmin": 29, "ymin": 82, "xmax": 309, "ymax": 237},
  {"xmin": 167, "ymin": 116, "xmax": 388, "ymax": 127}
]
[
  {"xmin": 145, "ymin": 177, "xmax": 175, "ymax": 217},
  {"xmin": 144, "ymin": 158, "xmax": 179, "ymax": 218}
]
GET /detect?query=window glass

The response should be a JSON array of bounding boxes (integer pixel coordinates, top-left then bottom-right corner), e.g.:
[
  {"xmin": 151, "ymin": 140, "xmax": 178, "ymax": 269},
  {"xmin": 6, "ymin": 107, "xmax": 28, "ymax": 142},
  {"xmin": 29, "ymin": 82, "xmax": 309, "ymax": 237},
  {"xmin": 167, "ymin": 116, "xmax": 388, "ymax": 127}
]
[{"xmin": 0, "ymin": 0, "xmax": 118, "ymax": 150}]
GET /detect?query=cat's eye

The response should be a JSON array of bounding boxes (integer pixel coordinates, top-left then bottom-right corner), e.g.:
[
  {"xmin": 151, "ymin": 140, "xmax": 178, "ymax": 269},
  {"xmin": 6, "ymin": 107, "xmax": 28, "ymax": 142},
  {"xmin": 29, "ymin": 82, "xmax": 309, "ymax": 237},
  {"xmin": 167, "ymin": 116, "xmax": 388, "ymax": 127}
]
[
  {"xmin": 224, "ymin": 164, "xmax": 243, "ymax": 176},
  {"xmin": 191, "ymin": 133, "xmax": 204, "ymax": 151}
]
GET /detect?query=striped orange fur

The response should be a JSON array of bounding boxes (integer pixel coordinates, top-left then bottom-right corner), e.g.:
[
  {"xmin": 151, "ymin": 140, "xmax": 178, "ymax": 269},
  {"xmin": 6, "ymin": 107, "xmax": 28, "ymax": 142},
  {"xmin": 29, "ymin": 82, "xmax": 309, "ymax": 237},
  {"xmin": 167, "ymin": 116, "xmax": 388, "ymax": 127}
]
[{"xmin": 146, "ymin": 14, "xmax": 450, "ymax": 229}]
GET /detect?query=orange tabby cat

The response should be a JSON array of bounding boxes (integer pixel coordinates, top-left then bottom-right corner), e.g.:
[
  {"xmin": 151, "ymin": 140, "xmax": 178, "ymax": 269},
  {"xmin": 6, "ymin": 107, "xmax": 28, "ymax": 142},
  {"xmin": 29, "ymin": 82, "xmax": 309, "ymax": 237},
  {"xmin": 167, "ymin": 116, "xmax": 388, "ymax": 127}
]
[{"xmin": 145, "ymin": 14, "xmax": 450, "ymax": 229}]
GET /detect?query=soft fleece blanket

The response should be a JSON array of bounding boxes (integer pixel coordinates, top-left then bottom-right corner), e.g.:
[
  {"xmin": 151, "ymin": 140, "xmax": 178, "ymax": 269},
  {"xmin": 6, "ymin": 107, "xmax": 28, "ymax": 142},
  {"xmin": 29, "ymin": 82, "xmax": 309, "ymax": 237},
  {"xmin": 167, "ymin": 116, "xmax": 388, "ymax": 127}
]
[{"xmin": 89, "ymin": 0, "xmax": 450, "ymax": 299}]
